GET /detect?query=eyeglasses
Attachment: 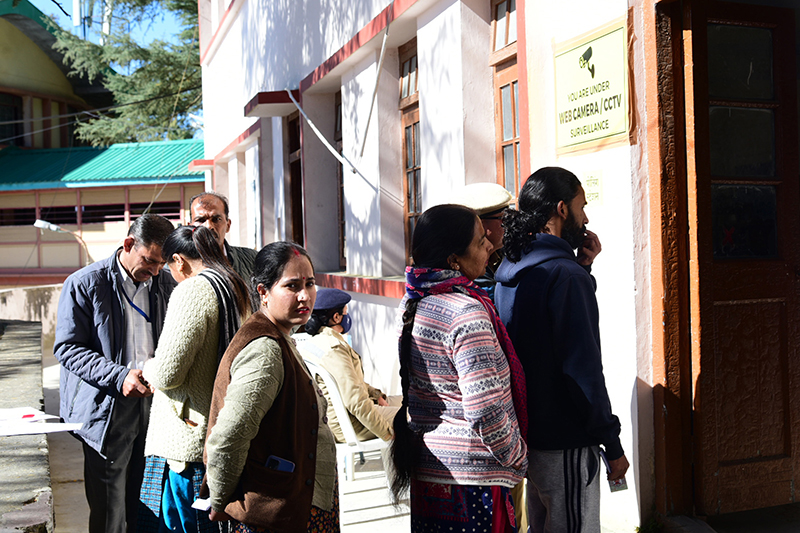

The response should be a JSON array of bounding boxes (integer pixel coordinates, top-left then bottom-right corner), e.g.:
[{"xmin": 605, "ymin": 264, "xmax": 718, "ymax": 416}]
[{"xmin": 480, "ymin": 215, "xmax": 503, "ymax": 221}]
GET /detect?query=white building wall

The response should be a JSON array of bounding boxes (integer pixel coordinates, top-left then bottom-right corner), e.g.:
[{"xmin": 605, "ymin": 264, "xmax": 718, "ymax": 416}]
[
  {"xmin": 459, "ymin": 0, "xmax": 495, "ymax": 186},
  {"xmin": 245, "ymin": 144, "xmax": 259, "ymax": 248},
  {"xmin": 301, "ymin": 92, "xmax": 340, "ymax": 272},
  {"xmin": 202, "ymin": 0, "xmax": 399, "ymax": 160},
  {"xmin": 257, "ymin": 118, "xmax": 275, "ymax": 247},
  {"xmin": 345, "ymin": 292, "xmax": 403, "ymax": 396},
  {"xmin": 416, "ymin": 0, "xmax": 495, "ymax": 209},
  {"xmin": 271, "ymin": 118, "xmax": 287, "ymax": 243},
  {"xmin": 341, "ymin": 52, "xmax": 383, "ymax": 277},
  {"xmin": 417, "ymin": 0, "xmax": 467, "ymax": 207},
  {"xmin": 376, "ymin": 48, "xmax": 405, "ymax": 276},
  {"xmin": 225, "ymin": 154, "xmax": 244, "ymax": 246},
  {"xmin": 525, "ymin": 0, "xmax": 648, "ymax": 529}
]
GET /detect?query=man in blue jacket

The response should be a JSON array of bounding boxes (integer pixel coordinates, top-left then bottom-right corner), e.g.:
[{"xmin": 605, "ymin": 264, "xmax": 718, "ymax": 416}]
[
  {"xmin": 54, "ymin": 214, "xmax": 176, "ymax": 533},
  {"xmin": 495, "ymin": 167, "xmax": 629, "ymax": 533}
]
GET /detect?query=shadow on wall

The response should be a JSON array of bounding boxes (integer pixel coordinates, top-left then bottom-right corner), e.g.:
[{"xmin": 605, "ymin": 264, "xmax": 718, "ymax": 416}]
[
  {"xmin": 0, "ymin": 285, "xmax": 62, "ymax": 355},
  {"xmin": 240, "ymin": 0, "xmax": 391, "ymax": 96}
]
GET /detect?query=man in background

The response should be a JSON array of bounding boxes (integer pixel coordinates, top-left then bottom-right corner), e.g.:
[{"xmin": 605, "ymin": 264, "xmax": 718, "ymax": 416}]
[
  {"xmin": 190, "ymin": 191, "xmax": 257, "ymax": 281},
  {"xmin": 453, "ymin": 182, "xmax": 514, "ymax": 299}
]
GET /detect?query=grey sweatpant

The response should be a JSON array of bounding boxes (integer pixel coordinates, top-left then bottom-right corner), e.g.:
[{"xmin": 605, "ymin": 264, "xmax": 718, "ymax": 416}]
[{"xmin": 527, "ymin": 447, "xmax": 601, "ymax": 533}]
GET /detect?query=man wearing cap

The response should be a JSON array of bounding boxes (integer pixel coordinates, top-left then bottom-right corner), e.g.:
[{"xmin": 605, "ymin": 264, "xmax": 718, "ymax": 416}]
[{"xmin": 454, "ymin": 183, "xmax": 514, "ymax": 299}]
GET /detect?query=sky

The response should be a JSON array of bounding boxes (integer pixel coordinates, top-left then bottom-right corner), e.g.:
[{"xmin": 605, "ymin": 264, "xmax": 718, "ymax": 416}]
[{"xmin": 28, "ymin": 0, "xmax": 183, "ymax": 45}]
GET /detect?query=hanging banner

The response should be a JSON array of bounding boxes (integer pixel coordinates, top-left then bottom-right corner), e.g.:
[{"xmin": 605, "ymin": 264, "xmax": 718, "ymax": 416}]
[{"xmin": 554, "ymin": 18, "xmax": 629, "ymax": 155}]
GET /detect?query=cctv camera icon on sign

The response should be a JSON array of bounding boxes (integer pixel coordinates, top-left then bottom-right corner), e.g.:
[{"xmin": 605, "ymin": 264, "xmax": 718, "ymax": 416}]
[{"xmin": 579, "ymin": 47, "xmax": 595, "ymax": 78}]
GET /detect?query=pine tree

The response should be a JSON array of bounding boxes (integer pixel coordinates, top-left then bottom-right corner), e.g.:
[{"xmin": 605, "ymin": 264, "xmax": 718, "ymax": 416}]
[{"xmin": 47, "ymin": 0, "xmax": 200, "ymax": 146}]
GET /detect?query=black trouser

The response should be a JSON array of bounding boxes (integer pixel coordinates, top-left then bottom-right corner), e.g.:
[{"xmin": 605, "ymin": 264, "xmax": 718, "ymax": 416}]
[{"xmin": 82, "ymin": 394, "xmax": 150, "ymax": 533}]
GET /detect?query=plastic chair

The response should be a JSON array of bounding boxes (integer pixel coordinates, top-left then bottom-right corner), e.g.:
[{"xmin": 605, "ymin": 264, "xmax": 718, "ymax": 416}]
[{"xmin": 302, "ymin": 357, "xmax": 388, "ymax": 481}]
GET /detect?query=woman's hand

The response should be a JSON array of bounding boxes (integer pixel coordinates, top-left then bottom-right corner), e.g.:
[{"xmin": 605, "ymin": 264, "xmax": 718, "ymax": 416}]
[{"xmin": 209, "ymin": 509, "xmax": 233, "ymax": 522}]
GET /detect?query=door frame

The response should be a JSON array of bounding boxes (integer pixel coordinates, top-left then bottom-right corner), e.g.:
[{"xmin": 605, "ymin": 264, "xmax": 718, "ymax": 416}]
[
  {"xmin": 648, "ymin": 0, "xmax": 694, "ymax": 517},
  {"xmin": 649, "ymin": 0, "xmax": 800, "ymax": 518}
]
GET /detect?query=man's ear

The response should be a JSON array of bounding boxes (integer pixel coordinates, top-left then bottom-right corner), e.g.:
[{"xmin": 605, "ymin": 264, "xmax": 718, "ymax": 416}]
[
  {"xmin": 556, "ymin": 200, "xmax": 569, "ymax": 220},
  {"xmin": 122, "ymin": 235, "xmax": 136, "ymax": 253}
]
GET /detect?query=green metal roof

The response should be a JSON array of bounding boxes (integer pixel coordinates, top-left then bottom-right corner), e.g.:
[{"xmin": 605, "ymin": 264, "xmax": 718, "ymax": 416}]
[{"xmin": 0, "ymin": 139, "xmax": 205, "ymax": 191}]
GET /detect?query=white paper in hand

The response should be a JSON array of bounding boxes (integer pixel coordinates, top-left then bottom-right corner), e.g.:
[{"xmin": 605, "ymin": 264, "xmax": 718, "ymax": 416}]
[{"xmin": 191, "ymin": 498, "xmax": 212, "ymax": 511}]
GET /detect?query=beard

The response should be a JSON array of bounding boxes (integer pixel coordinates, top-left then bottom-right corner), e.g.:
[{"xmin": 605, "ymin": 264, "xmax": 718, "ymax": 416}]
[{"xmin": 561, "ymin": 211, "xmax": 586, "ymax": 250}]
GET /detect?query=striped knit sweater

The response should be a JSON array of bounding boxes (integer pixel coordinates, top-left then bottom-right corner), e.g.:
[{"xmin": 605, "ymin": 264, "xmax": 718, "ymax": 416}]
[{"xmin": 403, "ymin": 292, "xmax": 527, "ymax": 488}]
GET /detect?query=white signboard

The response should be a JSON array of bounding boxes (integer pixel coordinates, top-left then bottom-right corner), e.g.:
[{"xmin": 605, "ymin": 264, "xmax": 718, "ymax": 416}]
[{"xmin": 555, "ymin": 19, "xmax": 629, "ymax": 154}]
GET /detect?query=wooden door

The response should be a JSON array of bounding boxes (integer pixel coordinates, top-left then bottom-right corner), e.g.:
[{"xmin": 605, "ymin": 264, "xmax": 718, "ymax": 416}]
[{"xmin": 687, "ymin": 1, "xmax": 800, "ymax": 515}]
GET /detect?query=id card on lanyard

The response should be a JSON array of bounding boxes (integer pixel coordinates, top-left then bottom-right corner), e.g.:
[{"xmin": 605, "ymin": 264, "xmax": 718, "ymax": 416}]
[{"xmin": 121, "ymin": 287, "xmax": 151, "ymax": 323}]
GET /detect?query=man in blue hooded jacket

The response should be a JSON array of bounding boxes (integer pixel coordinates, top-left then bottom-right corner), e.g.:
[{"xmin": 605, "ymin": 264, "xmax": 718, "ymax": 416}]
[
  {"xmin": 54, "ymin": 214, "xmax": 176, "ymax": 533},
  {"xmin": 495, "ymin": 167, "xmax": 628, "ymax": 533}
]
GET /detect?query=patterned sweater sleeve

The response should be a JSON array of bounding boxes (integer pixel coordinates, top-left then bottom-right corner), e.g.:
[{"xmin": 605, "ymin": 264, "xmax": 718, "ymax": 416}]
[
  {"xmin": 450, "ymin": 302, "xmax": 527, "ymax": 470},
  {"xmin": 205, "ymin": 337, "xmax": 284, "ymax": 511}
]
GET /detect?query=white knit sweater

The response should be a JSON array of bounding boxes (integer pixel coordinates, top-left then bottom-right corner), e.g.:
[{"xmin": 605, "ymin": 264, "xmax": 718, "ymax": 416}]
[{"xmin": 143, "ymin": 274, "xmax": 220, "ymax": 462}]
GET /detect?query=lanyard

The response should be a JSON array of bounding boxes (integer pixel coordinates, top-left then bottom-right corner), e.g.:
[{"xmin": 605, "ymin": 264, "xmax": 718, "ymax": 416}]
[{"xmin": 121, "ymin": 286, "xmax": 151, "ymax": 323}]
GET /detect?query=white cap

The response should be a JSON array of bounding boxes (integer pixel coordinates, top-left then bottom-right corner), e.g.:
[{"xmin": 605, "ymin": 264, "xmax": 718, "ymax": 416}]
[{"xmin": 453, "ymin": 183, "xmax": 515, "ymax": 216}]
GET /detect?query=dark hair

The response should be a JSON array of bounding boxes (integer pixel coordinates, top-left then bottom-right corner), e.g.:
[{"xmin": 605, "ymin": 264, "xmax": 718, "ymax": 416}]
[
  {"xmin": 411, "ymin": 204, "xmax": 478, "ymax": 268},
  {"xmin": 251, "ymin": 242, "xmax": 314, "ymax": 309},
  {"xmin": 190, "ymin": 191, "xmax": 230, "ymax": 218},
  {"xmin": 503, "ymin": 166, "xmax": 581, "ymax": 262},
  {"xmin": 305, "ymin": 307, "xmax": 344, "ymax": 336},
  {"xmin": 162, "ymin": 226, "xmax": 251, "ymax": 318},
  {"xmin": 389, "ymin": 203, "xmax": 479, "ymax": 503},
  {"xmin": 128, "ymin": 214, "xmax": 174, "ymax": 248}
]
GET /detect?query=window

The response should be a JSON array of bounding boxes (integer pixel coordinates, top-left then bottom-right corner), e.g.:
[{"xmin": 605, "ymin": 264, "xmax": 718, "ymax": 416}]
[
  {"xmin": 287, "ymin": 112, "xmax": 304, "ymax": 245},
  {"xmin": 399, "ymin": 38, "xmax": 419, "ymax": 107},
  {"xmin": 400, "ymin": 38, "xmax": 421, "ymax": 264},
  {"xmin": 80, "ymin": 201, "xmax": 181, "ymax": 224},
  {"xmin": 40, "ymin": 206, "xmax": 78, "ymax": 225},
  {"xmin": 0, "ymin": 94, "xmax": 23, "ymax": 147},
  {"xmin": 403, "ymin": 108, "xmax": 421, "ymax": 264},
  {"xmin": 495, "ymin": 60, "xmax": 520, "ymax": 193},
  {"xmin": 335, "ymin": 91, "xmax": 346, "ymax": 270},
  {"xmin": 130, "ymin": 201, "xmax": 182, "ymax": 220},
  {"xmin": 492, "ymin": 0, "xmax": 520, "ymax": 193},
  {"xmin": 493, "ymin": 0, "xmax": 517, "ymax": 52},
  {"xmin": 81, "ymin": 204, "xmax": 126, "ymax": 224},
  {"xmin": 0, "ymin": 207, "xmax": 36, "ymax": 226}
]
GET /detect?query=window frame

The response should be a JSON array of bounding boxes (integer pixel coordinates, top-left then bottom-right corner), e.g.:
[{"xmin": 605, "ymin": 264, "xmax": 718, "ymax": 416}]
[
  {"xmin": 334, "ymin": 91, "xmax": 346, "ymax": 270},
  {"xmin": 401, "ymin": 104, "xmax": 421, "ymax": 265},
  {"xmin": 399, "ymin": 38, "xmax": 421, "ymax": 265},
  {"xmin": 494, "ymin": 58, "xmax": 521, "ymax": 193},
  {"xmin": 490, "ymin": 0, "xmax": 518, "ymax": 65},
  {"xmin": 399, "ymin": 38, "xmax": 419, "ymax": 109}
]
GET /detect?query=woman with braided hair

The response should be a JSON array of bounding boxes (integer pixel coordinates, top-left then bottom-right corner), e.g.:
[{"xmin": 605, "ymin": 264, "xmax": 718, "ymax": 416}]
[{"xmin": 389, "ymin": 203, "xmax": 528, "ymax": 533}]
